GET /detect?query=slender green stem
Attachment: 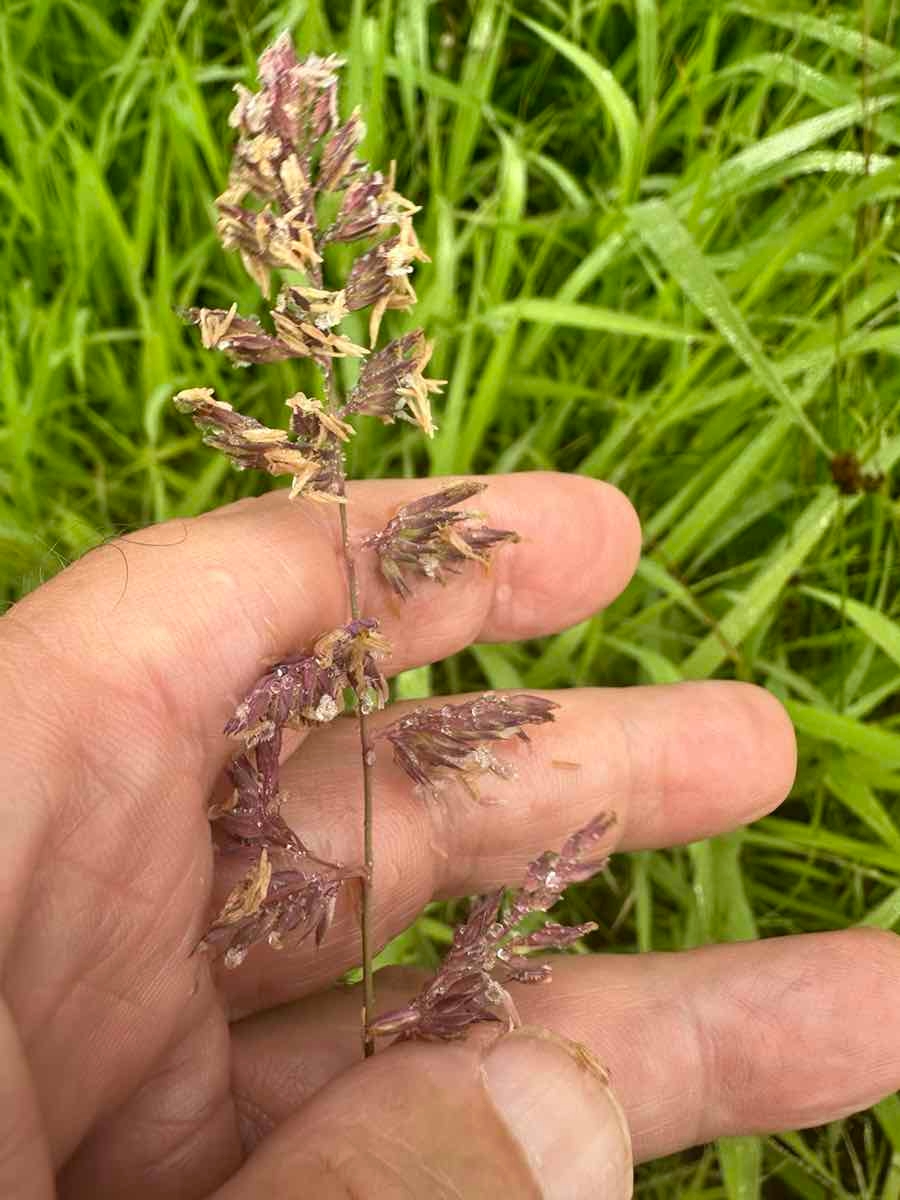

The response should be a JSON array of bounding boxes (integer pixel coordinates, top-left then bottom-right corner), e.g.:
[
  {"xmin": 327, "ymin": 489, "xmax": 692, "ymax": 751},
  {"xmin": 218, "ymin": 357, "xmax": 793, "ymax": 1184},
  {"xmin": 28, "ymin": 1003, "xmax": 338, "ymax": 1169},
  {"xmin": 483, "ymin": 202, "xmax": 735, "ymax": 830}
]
[{"xmin": 327, "ymin": 365, "xmax": 376, "ymax": 1059}]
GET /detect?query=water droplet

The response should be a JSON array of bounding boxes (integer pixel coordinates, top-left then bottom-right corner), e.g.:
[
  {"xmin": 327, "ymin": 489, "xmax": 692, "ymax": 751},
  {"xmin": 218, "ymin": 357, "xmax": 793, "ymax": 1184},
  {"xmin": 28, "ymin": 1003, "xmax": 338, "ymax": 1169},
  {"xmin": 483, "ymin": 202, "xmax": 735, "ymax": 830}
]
[
  {"xmin": 313, "ymin": 695, "xmax": 339, "ymax": 722},
  {"xmin": 224, "ymin": 946, "xmax": 249, "ymax": 970}
]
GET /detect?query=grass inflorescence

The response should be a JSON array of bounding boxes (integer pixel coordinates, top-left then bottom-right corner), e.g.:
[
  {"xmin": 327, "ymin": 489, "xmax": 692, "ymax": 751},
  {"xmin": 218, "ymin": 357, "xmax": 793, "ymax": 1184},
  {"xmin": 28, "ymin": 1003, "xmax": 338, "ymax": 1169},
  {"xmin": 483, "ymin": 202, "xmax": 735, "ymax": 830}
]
[{"xmin": 2, "ymin": 1, "xmax": 899, "ymax": 1195}]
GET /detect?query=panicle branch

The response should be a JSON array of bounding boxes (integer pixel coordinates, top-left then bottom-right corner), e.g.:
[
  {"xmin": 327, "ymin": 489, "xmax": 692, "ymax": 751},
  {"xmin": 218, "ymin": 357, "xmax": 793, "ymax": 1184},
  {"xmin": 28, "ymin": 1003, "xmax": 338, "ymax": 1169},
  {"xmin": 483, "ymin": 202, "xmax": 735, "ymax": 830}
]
[
  {"xmin": 173, "ymin": 386, "xmax": 343, "ymax": 503},
  {"xmin": 224, "ymin": 618, "xmax": 391, "ymax": 749},
  {"xmin": 368, "ymin": 814, "xmax": 616, "ymax": 1041},
  {"xmin": 200, "ymin": 846, "xmax": 363, "ymax": 969},
  {"xmin": 363, "ymin": 482, "xmax": 519, "ymax": 599},
  {"xmin": 202, "ymin": 721, "xmax": 365, "ymax": 968},
  {"xmin": 208, "ymin": 741, "xmax": 303, "ymax": 854},
  {"xmin": 377, "ymin": 693, "xmax": 558, "ymax": 795},
  {"xmin": 344, "ymin": 329, "xmax": 443, "ymax": 437}
]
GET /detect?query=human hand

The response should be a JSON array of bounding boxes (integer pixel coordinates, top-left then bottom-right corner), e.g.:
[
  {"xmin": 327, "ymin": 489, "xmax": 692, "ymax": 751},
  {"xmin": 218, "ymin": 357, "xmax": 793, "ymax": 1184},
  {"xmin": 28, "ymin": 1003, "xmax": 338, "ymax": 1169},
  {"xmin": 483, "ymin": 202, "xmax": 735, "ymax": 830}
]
[{"xmin": 3, "ymin": 473, "xmax": 898, "ymax": 1199}]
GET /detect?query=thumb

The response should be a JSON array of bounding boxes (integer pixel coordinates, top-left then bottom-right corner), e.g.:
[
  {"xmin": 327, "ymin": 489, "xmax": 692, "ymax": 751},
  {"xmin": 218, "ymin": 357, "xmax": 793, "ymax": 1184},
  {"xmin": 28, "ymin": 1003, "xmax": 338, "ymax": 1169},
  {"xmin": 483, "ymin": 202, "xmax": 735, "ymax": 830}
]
[{"xmin": 218, "ymin": 1026, "xmax": 632, "ymax": 1199}]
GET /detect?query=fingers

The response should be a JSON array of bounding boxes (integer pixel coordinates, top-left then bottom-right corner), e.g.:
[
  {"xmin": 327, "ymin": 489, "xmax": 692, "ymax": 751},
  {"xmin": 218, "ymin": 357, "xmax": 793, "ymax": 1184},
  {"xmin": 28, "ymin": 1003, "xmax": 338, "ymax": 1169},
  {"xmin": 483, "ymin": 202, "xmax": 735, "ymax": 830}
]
[
  {"xmin": 220, "ymin": 1027, "xmax": 632, "ymax": 1200},
  {"xmin": 229, "ymin": 929, "xmax": 900, "ymax": 1164},
  {"xmin": 219, "ymin": 681, "xmax": 795, "ymax": 1016},
  {"xmin": 285, "ymin": 678, "xmax": 795, "ymax": 862},
  {"xmin": 1, "ymin": 474, "xmax": 639, "ymax": 785}
]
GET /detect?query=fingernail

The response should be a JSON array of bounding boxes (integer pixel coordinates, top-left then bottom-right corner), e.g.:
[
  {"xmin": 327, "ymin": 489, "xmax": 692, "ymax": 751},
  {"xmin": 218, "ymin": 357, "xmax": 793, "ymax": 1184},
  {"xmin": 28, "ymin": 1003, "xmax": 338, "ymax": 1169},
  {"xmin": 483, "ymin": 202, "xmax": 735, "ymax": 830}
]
[{"xmin": 482, "ymin": 1027, "xmax": 633, "ymax": 1199}]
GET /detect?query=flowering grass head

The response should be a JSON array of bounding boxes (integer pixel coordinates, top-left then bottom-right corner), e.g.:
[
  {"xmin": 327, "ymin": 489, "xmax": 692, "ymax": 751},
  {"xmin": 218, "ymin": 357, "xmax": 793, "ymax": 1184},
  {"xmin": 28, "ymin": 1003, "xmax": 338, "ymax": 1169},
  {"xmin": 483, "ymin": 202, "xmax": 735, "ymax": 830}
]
[{"xmin": 175, "ymin": 33, "xmax": 613, "ymax": 1055}]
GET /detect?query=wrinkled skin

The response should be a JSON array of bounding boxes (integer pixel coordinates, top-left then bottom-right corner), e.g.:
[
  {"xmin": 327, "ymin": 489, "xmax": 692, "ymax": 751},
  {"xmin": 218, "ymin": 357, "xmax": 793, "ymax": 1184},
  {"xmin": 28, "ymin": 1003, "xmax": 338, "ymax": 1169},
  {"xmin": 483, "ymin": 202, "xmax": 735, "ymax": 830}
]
[{"xmin": 2, "ymin": 472, "xmax": 899, "ymax": 1199}]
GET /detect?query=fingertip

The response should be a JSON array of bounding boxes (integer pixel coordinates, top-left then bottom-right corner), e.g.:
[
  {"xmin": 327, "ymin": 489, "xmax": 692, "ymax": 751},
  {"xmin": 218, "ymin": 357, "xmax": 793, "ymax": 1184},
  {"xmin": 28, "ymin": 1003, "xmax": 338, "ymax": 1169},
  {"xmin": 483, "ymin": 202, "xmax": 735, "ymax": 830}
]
[
  {"xmin": 719, "ymin": 681, "xmax": 798, "ymax": 822},
  {"xmin": 481, "ymin": 473, "xmax": 641, "ymax": 642},
  {"xmin": 828, "ymin": 926, "xmax": 900, "ymax": 983},
  {"xmin": 547, "ymin": 474, "xmax": 642, "ymax": 610},
  {"xmin": 224, "ymin": 1029, "xmax": 629, "ymax": 1197},
  {"xmin": 711, "ymin": 929, "xmax": 900, "ymax": 1136},
  {"xmin": 604, "ymin": 680, "xmax": 797, "ymax": 850},
  {"xmin": 590, "ymin": 478, "xmax": 642, "ymax": 601}
]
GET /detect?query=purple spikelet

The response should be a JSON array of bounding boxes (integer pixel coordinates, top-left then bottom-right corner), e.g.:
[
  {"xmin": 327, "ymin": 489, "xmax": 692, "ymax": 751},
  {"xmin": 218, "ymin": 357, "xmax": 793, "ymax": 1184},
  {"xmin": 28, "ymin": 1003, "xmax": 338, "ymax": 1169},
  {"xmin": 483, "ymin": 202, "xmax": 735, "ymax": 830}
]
[{"xmin": 368, "ymin": 813, "xmax": 616, "ymax": 1040}]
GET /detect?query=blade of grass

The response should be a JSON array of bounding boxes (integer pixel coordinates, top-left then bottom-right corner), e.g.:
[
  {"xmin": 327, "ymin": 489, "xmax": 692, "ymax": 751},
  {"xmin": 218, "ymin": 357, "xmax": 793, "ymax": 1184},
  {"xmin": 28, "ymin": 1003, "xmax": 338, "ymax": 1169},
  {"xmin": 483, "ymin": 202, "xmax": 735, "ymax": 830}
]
[
  {"xmin": 801, "ymin": 585, "xmax": 900, "ymax": 672},
  {"xmin": 517, "ymin": 14, "xmax": 642, "ymax": 203},
  {"xmin": 785, "ymin": 700, "xmax": 900, "ymax": 767},
  {"xmin": 628, "ymin": 200, "xmax": 828, "ymax": 451},
  {"xmin": 824, "ymin": 757, "xmax": 900, "ymax": 851},
  {"xmin": 682, "ymin": 431, "xmax": 900, "ymax": 678}
]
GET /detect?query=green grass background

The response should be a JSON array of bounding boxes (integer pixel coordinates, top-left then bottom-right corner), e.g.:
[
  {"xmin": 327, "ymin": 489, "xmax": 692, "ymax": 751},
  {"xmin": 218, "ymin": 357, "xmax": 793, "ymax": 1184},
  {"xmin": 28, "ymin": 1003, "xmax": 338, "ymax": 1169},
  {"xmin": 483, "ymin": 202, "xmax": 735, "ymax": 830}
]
[{"xmin": 3, "ymin": 0, "xmax": 900, "ymax": 1193}]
